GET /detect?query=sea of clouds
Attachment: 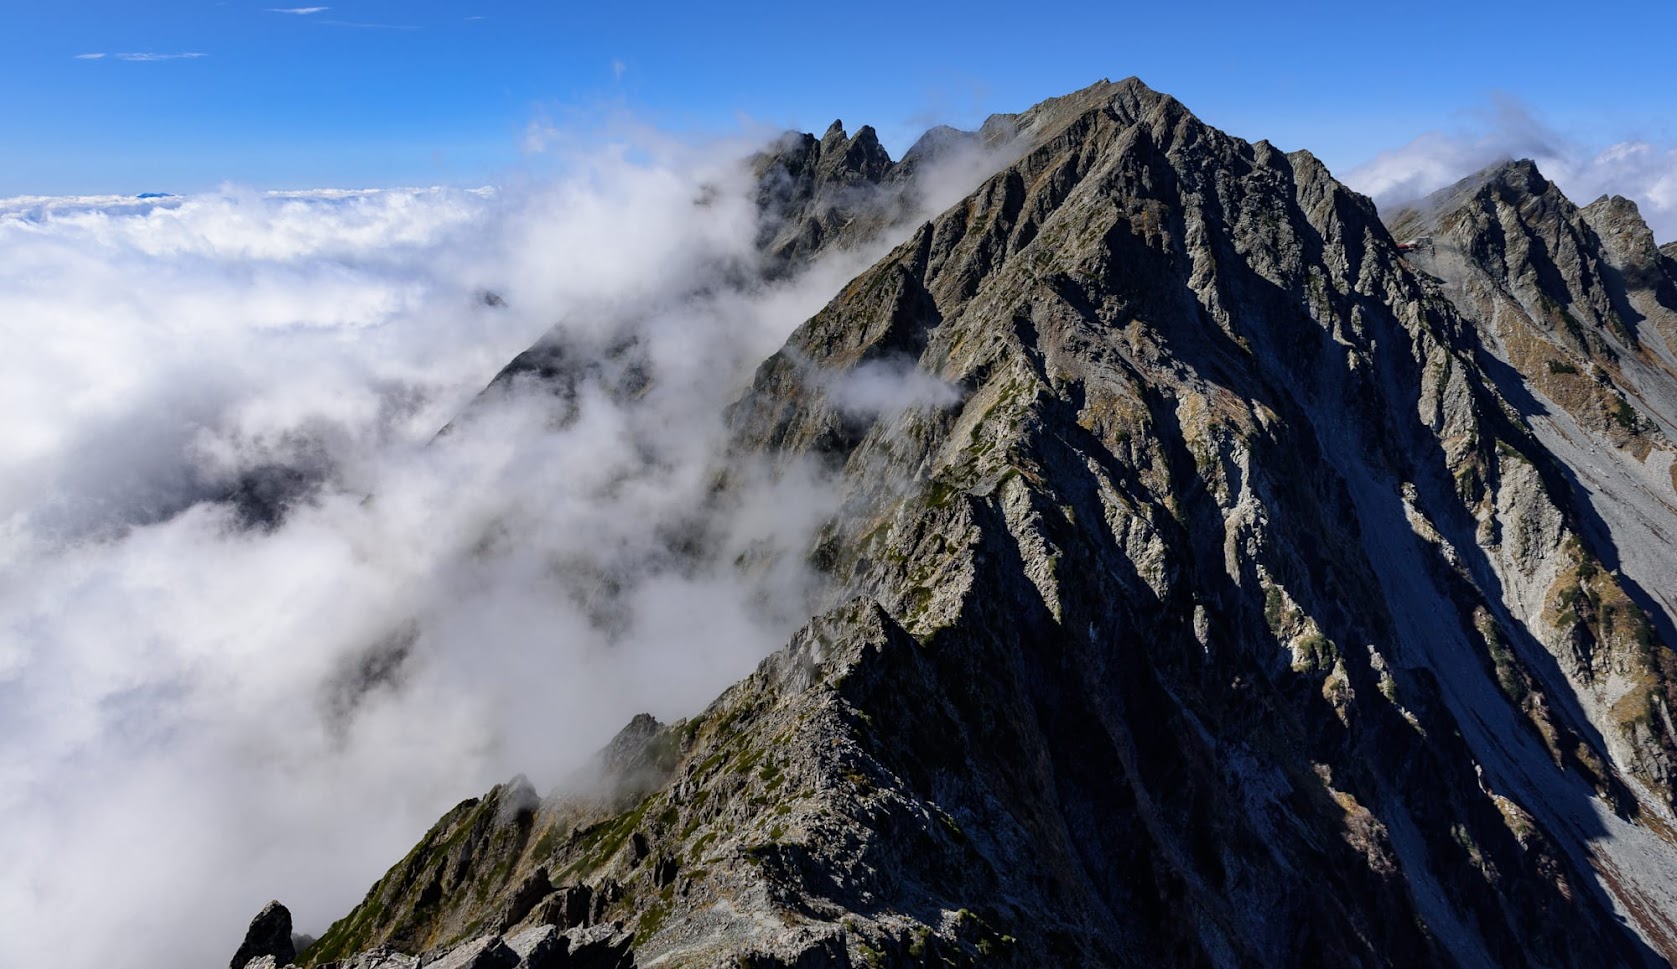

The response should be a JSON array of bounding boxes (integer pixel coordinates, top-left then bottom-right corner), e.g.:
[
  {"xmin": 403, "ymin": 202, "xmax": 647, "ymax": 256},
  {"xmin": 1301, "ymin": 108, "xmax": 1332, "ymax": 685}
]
[{"xmin": 0, "ymin": 128, "xmax": 966, "ymax": 968}]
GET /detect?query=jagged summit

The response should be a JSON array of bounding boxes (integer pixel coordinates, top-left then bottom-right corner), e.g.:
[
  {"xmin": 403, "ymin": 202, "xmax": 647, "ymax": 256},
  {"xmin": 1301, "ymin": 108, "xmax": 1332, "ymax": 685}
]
[
  {"xmin": 276, "ymin": 81, "xmax": 1677, "ymax": 969},
  {"xmin": 1385, "ymin": 157, "xmax": 1546, "ymax": 241},
  {"xmin": 1388, "ymin": 154, "xmax": 1677, "ymax": 367},
  {"xmin": 751, "ymin": 76, "xmax": 1187, "ymax": 278},
  {"xmin": 751, "ymin": 117, "xmax": 903, "ymax": 272}
]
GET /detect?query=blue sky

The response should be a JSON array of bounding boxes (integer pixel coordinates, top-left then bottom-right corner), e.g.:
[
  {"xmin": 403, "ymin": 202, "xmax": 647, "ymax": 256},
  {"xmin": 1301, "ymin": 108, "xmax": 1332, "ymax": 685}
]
[{"xmin": 4, "ymin": 1, "xmax": 1675, "ymax": 196}]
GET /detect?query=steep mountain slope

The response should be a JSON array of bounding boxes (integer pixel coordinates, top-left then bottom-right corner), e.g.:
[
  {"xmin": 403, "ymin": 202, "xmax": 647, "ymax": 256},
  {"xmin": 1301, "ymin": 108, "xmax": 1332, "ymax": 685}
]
[
  {"xmin": 278, "ymin": 80, "xmax": 1677, "ymax": 969},
  {"xmin": 1388, "ymin": 165, "xmax": 1677, "ymax": 649}
]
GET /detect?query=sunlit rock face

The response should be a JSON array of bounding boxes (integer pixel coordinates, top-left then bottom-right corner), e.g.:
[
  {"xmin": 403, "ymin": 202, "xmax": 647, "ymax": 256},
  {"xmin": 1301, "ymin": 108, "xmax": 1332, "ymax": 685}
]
[{"xmin": 279, "ymin": 79, "xmax": 1677, "ymax": 969}]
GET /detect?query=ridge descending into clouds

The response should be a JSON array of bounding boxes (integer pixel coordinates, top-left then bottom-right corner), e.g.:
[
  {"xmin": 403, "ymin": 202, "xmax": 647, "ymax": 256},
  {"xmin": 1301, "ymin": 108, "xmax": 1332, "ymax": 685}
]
[
  {"xmin": 0, "ymin": 127, "xmax": 987, "ymax": 969},
  {"xmin": 1345, "ymin": 97, "xmax": 1677, "ymax": 242}
]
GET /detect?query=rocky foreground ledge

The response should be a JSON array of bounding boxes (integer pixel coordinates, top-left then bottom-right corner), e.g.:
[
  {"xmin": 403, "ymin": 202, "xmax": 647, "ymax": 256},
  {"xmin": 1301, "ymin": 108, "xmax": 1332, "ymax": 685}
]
[{"xmin": 232, "ymin": 900, "xmax": 634, "ymax": 969}]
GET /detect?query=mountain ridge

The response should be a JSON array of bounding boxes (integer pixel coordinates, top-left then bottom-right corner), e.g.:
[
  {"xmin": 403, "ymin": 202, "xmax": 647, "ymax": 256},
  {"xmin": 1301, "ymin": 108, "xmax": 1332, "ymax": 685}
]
[{"xmin": 253, "ymin": 79, "xmax": 1677, "ymax": 969}]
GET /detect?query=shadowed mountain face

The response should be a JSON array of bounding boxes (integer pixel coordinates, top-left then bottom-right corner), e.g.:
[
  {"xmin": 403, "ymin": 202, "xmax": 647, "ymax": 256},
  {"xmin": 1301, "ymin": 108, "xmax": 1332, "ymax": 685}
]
[{"xmin": 274, "ymin": 80, "xmax": 1677, "ymax": 969}]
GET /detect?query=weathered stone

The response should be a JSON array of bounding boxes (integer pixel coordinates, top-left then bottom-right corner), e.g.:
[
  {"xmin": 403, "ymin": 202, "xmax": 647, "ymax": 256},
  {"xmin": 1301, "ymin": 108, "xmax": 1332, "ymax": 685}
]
[
  {"xmin": 419, "ymin": 935, "xmax": 517, "ymax": 969},
  {"xmin": 523, "ymin": 885, "xmax": 592, "ymax": 931},
  {"xmin": 232, "ymin": 901, "xmax": 296, "ymax": 969},
  {"xmin": 337, "ymin": 946, "xmax": 419, "ymax": 969},
  {"xmin": 502, "ymin": 925, "xmax": 559, "ymax": 962},
  {"xmin": 560, "ymin": 925, "xmax": 634, "ymax": 969},
  {"xmin": 494, "ymin": 867, "xmax": 552, "ymax": 932}
]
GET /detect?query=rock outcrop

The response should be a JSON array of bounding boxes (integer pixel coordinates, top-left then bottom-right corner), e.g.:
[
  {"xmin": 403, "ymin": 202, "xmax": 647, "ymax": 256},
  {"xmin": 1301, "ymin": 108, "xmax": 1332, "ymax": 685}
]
[
  {"xmin": 233, "ymin": 901, "xmax": 297, "ymax": 969},
  {"xmin": 752, "ymin": 119, "xmax": 902, "ymax": 275},
  {"xmin": 289, "ymin": 80, "xmax": 1677, "ymax": 968}
]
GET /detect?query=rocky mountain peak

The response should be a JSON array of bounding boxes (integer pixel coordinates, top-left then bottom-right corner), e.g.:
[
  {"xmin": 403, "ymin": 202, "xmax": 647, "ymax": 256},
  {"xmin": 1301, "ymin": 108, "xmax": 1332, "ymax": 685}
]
[
  {"xmin": 1495, "ymin": 156, "xmax": 1548, "ymax": 190},
  {"xmin": 897, "ymin": 124, "xmax": 977, "ymax": 169},
  {"xmin": 1388, "ymin": 153, "xmax": 1677, "ymax": 459},
  {"xmin": 751, "ymin": 116, "xmax": 910, "ymax": 272},
  {"xmin": 1584, "ymin": 193, "xmax": 1669, "ymax": 273},
  {"xmin": 281, "ymin": 81, "xmax": 1677, "ymax": 969},
  {"xmin": 1388, "ymin": 157, "xmax": 1557, "ymax": 235},
  {"xmin": 825, "ymin": 123, "xmax": 892, "ymax": 183}
]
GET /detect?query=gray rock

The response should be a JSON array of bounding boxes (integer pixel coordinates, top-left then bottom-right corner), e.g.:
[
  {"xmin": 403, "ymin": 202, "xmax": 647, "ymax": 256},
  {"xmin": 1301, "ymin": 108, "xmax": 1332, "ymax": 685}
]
[
  {"xmin": 337, "ymin": 946, "xmax": 420, "ymax": 969},
  {"xmin": 510, "ymin": 927, "xmax": 568, "ymax": 969},
  {"xmin": 502, "ymin": 923, "xmax": 634, "ymax": 969},
  {"xmin": 494, "ymin": 866, "xmax": 552, "ymax": 933},
  {"xmin": 558, "ymin": 925, "xmax": 634, "ymax": 969},
  {"xmin": 420, "ymin": 935, "xmax": 518, "ymax": 969},
  {"xmin": 502, "ymin": 925, "xmax": 559, "ymax": 962},
  {"xmin": 231, "ymin": 900, "xmax": 295, "ymax": 969}
]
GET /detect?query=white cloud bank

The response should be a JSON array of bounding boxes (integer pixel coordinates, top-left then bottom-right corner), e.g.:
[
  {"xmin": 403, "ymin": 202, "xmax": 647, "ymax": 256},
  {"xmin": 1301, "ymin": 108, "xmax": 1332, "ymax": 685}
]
[
  {"xmin": 0, "ymin": 124, "xmax": 972, "ymax": 969},
  {"xmin": 1344, "ymin": 96, "xmax": 1677, "ymax": 242}
]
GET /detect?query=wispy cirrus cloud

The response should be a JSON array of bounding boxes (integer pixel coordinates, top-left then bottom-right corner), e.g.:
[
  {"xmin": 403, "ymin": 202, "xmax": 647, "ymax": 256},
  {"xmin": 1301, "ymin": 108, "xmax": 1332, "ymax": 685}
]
[
  {"xmin": 73, "ymin": 52, "xmax": 106, "ymax": 59},
  {"xmin": 267, "ymin": 5, "xmax": 330, "ymax": 13},
  {"xmin": 318, "ymin": 19, "xmax": 419, "ymax": 29},
  {"xmin": 113, "ymin": 52, "xmax": 208, "ymax": 62}
]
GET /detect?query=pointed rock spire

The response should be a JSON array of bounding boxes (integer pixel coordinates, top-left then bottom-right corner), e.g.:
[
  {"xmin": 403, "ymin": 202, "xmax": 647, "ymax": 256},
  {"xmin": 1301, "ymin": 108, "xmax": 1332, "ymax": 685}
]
[{"xmin": 230, "ymin": 901, "xmax": 295, "ymax": 969}]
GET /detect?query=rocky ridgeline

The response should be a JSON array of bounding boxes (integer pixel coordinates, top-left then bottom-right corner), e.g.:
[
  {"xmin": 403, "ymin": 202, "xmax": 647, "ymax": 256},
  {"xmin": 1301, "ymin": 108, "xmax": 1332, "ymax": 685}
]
[
  {"xmin": 232, "ymin": 900, "xmax": 632, "ymax": 969},
  {"xmin": 254, "ymin": 79, "xmax": 1677, "ymax": 967}
]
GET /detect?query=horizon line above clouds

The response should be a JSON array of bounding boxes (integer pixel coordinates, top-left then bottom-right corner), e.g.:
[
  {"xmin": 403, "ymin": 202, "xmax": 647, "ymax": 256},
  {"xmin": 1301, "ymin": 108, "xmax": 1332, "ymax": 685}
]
[{"xmin": 1344, "ymin": 94, "xmax": 1677, "ymax": 243}]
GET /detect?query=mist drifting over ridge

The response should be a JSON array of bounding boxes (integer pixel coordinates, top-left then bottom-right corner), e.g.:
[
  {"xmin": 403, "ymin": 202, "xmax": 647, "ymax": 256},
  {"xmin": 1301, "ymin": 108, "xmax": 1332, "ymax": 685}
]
[{"xmin": 0, "ymin": 118, "xmax": 1007, "ymax": 969}]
